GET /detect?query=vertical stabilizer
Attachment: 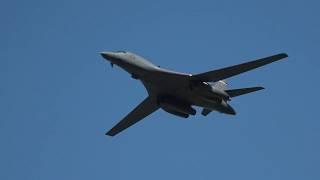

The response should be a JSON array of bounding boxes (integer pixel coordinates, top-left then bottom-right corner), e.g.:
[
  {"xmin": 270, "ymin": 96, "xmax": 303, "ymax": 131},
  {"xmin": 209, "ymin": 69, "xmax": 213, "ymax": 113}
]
[{"xmin": 212, "ymin": 80, "xmax": 228, "ymax": 90}]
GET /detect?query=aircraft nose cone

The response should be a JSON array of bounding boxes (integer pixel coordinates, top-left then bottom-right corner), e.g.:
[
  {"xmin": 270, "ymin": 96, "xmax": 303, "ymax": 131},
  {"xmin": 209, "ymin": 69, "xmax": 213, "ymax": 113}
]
[{"xmin": 100, "ymin": 52, "xmax": 114, "ymax": 60}]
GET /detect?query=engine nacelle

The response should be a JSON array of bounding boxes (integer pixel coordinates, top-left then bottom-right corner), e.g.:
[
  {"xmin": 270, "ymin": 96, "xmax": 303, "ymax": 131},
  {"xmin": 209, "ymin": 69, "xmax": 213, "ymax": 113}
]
[
  {"xmin": 159, "ymin": 99, "xmax": 196, "ymax": 116},
  {"xmin": 163, "ymin": 109, "xmax": 189, "ymax": 118}
]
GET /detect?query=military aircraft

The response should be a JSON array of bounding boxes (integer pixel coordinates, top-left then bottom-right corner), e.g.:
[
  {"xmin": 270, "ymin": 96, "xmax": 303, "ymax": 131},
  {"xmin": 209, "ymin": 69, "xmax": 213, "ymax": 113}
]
[{"xmin": 101, "ymin": 51, "xmax": 288, "ymax": 136}]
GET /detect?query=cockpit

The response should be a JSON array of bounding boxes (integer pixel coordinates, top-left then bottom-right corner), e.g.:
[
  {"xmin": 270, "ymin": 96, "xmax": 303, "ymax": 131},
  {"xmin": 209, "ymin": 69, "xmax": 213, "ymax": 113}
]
[{"xmin": 115, "ymin": 50, "xmax": 127, "ymax": 53}]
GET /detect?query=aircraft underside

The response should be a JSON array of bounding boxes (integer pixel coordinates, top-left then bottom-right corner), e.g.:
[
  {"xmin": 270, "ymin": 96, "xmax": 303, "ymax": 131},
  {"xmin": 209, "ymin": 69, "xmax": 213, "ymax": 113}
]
[{"xmin": 156, "ymin": 89, "xmax": 235, "ymax": 119}]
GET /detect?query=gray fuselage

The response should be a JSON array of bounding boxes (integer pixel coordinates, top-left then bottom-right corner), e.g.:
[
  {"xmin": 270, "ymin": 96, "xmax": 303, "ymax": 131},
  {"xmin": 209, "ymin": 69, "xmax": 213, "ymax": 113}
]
[{"xmin": 101, "ymin": 51, "xmax": 235, "ymax": 116}]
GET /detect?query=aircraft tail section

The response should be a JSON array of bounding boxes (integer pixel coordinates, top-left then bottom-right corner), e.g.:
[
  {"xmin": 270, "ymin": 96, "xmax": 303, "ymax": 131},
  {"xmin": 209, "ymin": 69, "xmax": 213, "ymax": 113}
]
[
  {"xmin": 212, "ymin": 80, "xmax": 227, "ymax": 90},
  {"xmin": 225, "ymin": 86, "xmax": 264, "ymax": 98},
  {"xmin": 201, "ymin": 86, "xmax": 264, "ymax": 116}
]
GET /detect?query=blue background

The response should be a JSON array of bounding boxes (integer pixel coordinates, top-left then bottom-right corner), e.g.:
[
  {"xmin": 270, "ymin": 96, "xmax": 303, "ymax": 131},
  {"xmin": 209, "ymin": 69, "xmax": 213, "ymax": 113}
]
[{"xmin": 1, "ymin": 0, "xmax": 319, "ymax": 179}]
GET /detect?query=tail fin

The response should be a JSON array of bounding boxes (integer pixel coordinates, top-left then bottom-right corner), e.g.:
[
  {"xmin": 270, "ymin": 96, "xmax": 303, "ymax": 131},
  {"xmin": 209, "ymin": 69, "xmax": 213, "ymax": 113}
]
[
  {"xmin": 202, "ymin": 80, "xmax": 227, "ymax": 116},
  {"xmin": 225, "ymin": 87, "xmax": 264, "ymax": 97},
  {"xmin": 212, "ymin": 80, "xmax": 227, "ymax": 90},
  {"xmin": 201, "ymin": 85, "xmax": 264, "ymax": 116}
]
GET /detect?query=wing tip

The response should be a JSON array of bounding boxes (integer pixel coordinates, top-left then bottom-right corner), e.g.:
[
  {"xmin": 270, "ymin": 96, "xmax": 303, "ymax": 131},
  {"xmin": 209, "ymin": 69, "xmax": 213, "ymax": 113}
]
[
  {"xmin": 278, "ymin": 53, "xmax": 289, "ymax": 59},
  {"xmin": 105, "ymin": 131, "xmax": 116, "ymax": 137}
]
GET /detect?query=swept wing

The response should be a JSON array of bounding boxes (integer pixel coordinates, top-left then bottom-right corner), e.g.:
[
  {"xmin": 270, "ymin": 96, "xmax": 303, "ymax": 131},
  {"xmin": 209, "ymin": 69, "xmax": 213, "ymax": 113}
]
[
  {"xmin": 106, "ymin": 96, "xmax": 159, "ymax": 136},
  {"xmin": 191, "ymin": 53, "xmax": 288, "ymax": 82}
]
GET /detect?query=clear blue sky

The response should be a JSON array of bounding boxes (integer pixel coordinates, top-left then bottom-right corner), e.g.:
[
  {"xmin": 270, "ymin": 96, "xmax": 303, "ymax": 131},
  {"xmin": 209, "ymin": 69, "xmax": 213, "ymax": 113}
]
[{"xmin": 1, "ymin": 0, "xmax": 319, "ymax": 179}]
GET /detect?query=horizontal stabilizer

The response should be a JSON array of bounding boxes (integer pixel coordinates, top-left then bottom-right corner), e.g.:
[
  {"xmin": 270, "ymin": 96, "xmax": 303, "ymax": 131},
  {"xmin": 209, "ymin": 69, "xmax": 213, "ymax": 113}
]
[
  {"xmin": 191, "ymin": 53, "xmax": 288, "ymax": 82},
  {"xmin": 226, "ymin": 87, "xmax": 264, "ymax": 98}
]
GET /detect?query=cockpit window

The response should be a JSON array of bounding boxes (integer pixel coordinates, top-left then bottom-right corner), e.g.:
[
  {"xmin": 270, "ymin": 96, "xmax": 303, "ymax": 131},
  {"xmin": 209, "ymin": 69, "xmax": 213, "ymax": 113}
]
[{"xmin": 115, "ymin": 50, "xmax": 127, "ymax": 53}]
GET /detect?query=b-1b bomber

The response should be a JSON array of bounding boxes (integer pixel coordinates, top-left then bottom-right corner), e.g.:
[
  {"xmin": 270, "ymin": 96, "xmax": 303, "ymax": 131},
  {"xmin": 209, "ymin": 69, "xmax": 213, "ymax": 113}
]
[{"xmin": 100, "ymin": 51, "xmax": 288, "ymax": 136}]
